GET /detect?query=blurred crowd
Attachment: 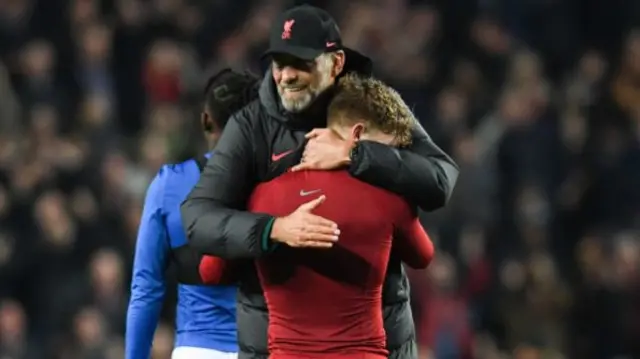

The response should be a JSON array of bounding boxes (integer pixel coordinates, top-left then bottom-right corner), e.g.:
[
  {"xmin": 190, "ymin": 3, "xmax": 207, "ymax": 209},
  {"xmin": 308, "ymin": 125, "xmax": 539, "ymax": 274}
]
[{"xmin": 0, "ymin": 0, "xmax": 639, "ymax": 358}]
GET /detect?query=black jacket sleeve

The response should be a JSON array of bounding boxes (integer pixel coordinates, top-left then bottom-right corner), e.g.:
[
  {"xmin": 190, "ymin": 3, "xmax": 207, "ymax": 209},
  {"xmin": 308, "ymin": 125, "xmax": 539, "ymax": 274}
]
[
  {"xmin": 180, "ymin": 109, "xmax": 274, "ymax": 259},
  {"xmin": 348, "ymin": 120, "xmax": 459, "ymax": 211}
]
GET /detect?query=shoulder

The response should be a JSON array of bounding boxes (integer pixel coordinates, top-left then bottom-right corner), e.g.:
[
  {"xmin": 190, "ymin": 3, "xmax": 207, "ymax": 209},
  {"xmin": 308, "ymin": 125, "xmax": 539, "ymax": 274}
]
[
  {"xmin": 223, "ymin": 99, "xmax": 268, "ymax": 142},
  {"xmin": 231, "ymin": 99, "xmax": 264, "ymax": 125},
  {"xmin": 336, "ymin": 172, "xmax": 414, "ymax": 217},
  {"xmin": 160, "ymin": 158, "xmax": 199, "ymax": 182},
  {"xmin": 227, "ymin": 98, "xmax": 285, "ymax": 149},
  {"xmin": 232, "ymin": 98, "xmax": 285, "ymax": 133},
  {"xmin": 146, "ymin": 159, "xmax": 200, "ymax": 206}
]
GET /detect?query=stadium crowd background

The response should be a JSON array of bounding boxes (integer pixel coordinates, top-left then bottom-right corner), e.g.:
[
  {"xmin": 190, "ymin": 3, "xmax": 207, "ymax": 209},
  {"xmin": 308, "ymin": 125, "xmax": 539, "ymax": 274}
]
[{"xmin": 0, "ymin": 0, "xmax": 639, "ymax": 358}]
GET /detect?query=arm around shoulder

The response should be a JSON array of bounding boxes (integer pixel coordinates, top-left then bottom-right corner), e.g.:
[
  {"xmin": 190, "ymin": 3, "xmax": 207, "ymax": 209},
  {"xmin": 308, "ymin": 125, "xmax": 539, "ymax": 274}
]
[{"xmin": 349, "ymin": 121, "xmax": 459, "ymax": 211}]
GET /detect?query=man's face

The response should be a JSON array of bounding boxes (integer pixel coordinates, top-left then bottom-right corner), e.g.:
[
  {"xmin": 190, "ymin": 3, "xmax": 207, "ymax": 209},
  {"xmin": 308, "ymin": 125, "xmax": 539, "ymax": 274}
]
[{"xmin": 271, "ymin": 53, "xmax": 338, "ymax": 113}]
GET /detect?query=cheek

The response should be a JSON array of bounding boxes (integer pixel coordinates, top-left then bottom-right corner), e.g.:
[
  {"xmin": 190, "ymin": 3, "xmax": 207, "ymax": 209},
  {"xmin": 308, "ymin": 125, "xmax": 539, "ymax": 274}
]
[
  {"xmin": 295, "ymin": 72, "xmax": 313, "ymax": 86},
  {"xmin": 311, "ymin": 67, "xmax": 333, "ymax": 88},
  {"xmin": 272, "ymin": 68, "xmax": 282, "ymax": 83}
]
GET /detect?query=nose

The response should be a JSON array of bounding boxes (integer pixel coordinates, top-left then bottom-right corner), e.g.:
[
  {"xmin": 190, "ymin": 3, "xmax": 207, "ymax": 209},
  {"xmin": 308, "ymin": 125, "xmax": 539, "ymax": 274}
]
[{"xmin": 279, "ymin": 66, "xmax": 298, "ymax": 84}]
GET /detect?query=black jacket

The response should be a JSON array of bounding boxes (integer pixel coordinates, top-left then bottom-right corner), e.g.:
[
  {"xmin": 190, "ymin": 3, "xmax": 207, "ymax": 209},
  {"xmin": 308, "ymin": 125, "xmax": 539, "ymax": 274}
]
[{"xmin": 181, "ymin": 53, "xmax": 459, "ymax": 358}]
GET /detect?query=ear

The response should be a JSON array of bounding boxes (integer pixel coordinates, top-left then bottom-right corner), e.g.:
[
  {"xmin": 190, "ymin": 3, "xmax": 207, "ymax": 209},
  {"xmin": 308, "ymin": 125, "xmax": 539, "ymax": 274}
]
[
  {"xmin": 350, "ymin": 123, "xmax": 365, "ymax": 142},
  {"xmin": 201, "ymin": 112, "xmax": 214, "ymax": 133},
  {"xmin": 332, "ymin": 51, "xmax": 346, "ymax": 78}
]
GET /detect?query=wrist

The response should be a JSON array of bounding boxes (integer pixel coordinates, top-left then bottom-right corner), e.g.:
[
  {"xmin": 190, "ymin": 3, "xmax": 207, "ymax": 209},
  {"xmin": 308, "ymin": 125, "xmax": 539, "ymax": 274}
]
[
  {"xmin": 269, "ymin": 217, "xmax": 283, "ymax": 243},
  {"xmin": 346, "ymin": 143, "xmax": 359, "ymax": 166},
  {"xmin": 261, "ymin": 217, "xmax": 278, "ymax": 253}
]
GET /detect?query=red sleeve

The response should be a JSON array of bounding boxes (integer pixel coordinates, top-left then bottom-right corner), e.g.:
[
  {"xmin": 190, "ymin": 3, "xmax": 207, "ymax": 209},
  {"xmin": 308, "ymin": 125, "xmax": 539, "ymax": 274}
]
[
  {"xmin": 199, "ymin": 255, "xmax": 238, "ymax": 285},
  {"xmin": 393, "ymin": 204, "xmax": 434, "ymax": 269}
]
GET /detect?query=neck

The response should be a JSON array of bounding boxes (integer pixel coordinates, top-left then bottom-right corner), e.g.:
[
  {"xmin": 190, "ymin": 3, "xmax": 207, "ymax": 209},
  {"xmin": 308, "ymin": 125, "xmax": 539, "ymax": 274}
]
[
  {"xmin": 361, "ymin": 132, "xmax": 396, "ymax": 145},
  {"xmin": 327, "ymin": 124, "xmax": 350, "ymax": 141}
]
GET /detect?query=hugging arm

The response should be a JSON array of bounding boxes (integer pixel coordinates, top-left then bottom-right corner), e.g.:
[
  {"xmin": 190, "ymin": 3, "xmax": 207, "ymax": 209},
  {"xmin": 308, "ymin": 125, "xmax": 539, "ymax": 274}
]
[{"xmin": 349, "ymin": 121, "xmax": 459, "ymax": 211}]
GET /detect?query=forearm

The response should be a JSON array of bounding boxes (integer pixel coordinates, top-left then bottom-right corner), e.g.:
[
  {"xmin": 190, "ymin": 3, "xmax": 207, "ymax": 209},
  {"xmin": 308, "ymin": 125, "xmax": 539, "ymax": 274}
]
[
  {"xmin": 181, "ymin": 197, "xmax": 274, "ymax": 259},
  {"xmin": 125, "ymin": 287, "xmax": 164, "ymax": 359},
  {"xmin": 127, "ymin": 176, "xmax": 169, "ymax": 358},
  {"xmin": 397, "ymin": 223, "xmax": 434, "ymax": 269},
  {"xmin": 350, "ymin": 139, "xmax": 458, "ymax": 211},
  {"xmin": 126, "ymin": 242, "xmax": 166, "ymax": 359}
]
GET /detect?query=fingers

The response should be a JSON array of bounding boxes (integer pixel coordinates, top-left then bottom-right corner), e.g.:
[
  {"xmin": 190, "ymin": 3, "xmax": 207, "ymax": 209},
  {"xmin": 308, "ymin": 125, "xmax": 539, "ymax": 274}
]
[
  {"xmin": 290, "ymin": 162, "xmax": 314, "ymax": 172},
  {"xmin": 305, "ymin": 214, "xmax": 338, "ymax": 230},
  {"xmin": 298, "ymin": 198, "xmax": 339, "ymax": 228},
  {"xmin": 298, "ymin": 195, "xmax": 326, "ymax": 211},
  {"xmin": 292, "ymin": 141, "xmax": 319, "ymax": 172},
  {"xmin": 304, "ymin": 224, "xmax": 340, "ymax": 239},
  {"xmin": 286, "ymin": 195, "xmax": 341, "ymax": 249},
  {"xmin": 289, "ymin": 240, "xmax": 334, "ymax": 249},
  {"xmin": 293, "ymin": 228, "xmax": 340, "ymax": 248},
  {"xmin": 305, "ymin": 128, "xmax": 323, "ymax": 139},
  {"xmin": 305, "ymin": 128, "xmax": 335, "ymax": 140},
  {"xmin": 303, "ymin": 231, "xmax": 339, "ymax": 243},
  {"xmin": 291, "ymin": 151, "xmax": 321, "ymax": 171}
]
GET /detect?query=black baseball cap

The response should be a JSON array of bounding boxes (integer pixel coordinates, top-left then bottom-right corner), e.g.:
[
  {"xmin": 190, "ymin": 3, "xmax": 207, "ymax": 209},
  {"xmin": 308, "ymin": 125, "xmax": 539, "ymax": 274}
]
[{"xmin": 262, "ymin": 5, "xmax": 343, "ymax": 61}]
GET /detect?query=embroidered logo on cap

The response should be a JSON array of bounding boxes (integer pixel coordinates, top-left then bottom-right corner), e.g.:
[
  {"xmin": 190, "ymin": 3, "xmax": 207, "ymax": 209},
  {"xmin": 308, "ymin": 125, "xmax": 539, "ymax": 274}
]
[{"xmin": 282, "ymin": 19, "xmax": 295, "ymax": 40}]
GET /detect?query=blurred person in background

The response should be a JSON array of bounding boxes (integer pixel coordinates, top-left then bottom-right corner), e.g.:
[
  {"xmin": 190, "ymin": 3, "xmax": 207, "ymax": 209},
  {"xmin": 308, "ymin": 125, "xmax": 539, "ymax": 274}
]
[
  {"xmin": 68, "ymin": 307, "xmax": 111, "ymax": 359},
  {"xmin": 0, "ymin": 62, "xmax": 21, "ymax": 135},
  {"xmin": 126, "ymin": 69, "xmax": 259, "ymax": 359},
  {"xmin": 0, "ymin": 299, "xmax": 38, "ymax": 359}
]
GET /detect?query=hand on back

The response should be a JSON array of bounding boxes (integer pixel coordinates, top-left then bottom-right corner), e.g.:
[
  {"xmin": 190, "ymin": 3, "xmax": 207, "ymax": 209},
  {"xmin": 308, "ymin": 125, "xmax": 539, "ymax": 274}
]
[{"xmin": 271, "ymin": 195, "xmax": 340, "ymax": 248}]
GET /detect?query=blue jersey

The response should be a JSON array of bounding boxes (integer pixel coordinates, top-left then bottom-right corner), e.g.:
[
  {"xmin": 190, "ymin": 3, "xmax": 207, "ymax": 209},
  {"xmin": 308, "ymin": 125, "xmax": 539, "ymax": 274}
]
[{"xmin": 125, "ymin": 155, "xmax": 237, "ymax": 359}]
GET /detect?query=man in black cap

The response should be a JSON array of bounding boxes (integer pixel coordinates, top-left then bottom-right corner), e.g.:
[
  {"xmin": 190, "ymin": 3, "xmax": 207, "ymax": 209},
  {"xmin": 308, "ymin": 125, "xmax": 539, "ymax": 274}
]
[{"xmin": 181, "ymin": 5, "xmax": 459, "ymax": 359}]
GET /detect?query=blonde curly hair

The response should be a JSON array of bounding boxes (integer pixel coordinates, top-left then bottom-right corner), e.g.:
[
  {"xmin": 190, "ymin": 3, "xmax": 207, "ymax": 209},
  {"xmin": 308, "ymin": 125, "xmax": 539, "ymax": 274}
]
[{"xmin": 327, "ymin": 73, "xmax": 415, "ymax": 146}]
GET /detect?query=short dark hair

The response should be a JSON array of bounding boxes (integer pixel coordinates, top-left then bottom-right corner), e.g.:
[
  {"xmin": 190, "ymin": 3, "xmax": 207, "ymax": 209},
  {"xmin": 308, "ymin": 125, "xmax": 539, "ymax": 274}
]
[
  {"xmin": 327, "ymin": 73, "xmax": 415, "ymax": 146},
  {"xmin": 203, "ymin": 68, "xmax": 259, "ymax": 130}
]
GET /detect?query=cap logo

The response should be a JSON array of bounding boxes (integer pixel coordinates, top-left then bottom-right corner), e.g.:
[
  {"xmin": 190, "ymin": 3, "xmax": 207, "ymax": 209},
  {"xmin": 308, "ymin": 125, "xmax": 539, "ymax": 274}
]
[{"xmin": 281, "ymin": 19, "xmax": 295, "ymax": 40}]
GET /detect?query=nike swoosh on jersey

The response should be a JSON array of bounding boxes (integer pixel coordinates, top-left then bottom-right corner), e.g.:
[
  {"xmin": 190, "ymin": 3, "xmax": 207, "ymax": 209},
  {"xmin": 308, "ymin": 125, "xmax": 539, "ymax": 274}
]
[{"xmin": 300, "ymin": 189, "xmax": 322, "ymax": 196}]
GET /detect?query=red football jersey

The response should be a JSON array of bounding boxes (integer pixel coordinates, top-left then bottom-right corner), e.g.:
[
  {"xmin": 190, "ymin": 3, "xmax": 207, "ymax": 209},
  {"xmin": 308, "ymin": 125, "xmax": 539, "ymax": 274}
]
[{"xmin": 247, "ymin": 170, "xmax": 433, "ymax": 359}]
